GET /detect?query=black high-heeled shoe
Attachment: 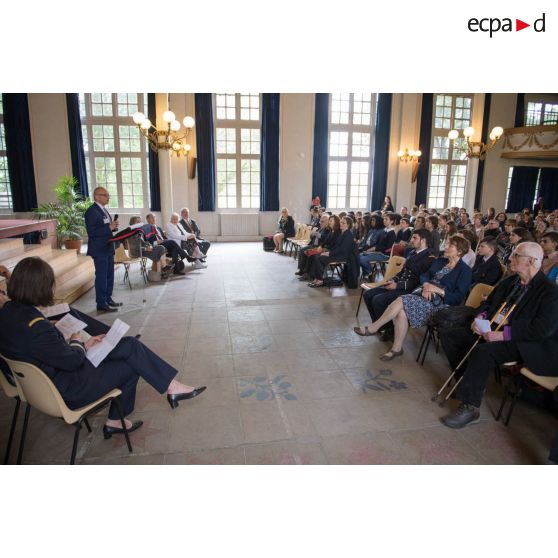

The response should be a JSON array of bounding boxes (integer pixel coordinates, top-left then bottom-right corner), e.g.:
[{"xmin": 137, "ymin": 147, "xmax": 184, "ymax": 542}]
[
  {"xmin": 103, "ymin": 420, "xmax": 143, "ymax": 439},
  {"xmin": 167, "ymin": 386, "xmax": 207, "ymax": 409}
]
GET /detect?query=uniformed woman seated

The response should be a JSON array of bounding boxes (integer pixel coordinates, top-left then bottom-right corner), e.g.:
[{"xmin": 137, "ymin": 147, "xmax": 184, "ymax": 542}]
[{"xmin": 0, "ymin": 257, "xmax": 206, "ymax": 438}]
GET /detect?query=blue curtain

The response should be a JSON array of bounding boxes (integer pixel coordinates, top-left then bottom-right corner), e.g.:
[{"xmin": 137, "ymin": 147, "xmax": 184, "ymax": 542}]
[
  {"xmin": 260, "ymin": 94, "xmax": 280, "ymax": 211},
  {"xmin": 370, "ymin": 93, "xmax": 392, "ymax": 211},
  {"xmin": 414, "ymin": 93, "xmax": 433, "ymax": 205},
  {"xmin": 147, "ymin": 93, "xmax": 161, "ymax": 211},
  {"xmin": 3, "ymin": 94, "xmax": 37, "ymax": 212},
  {"xmin": 538, "ymin": 168, "xmax": 558, "ymax": 211},
  {"xmin": 514, "ymin": 93, "xmax": 525, "ymax": 127},
  {"xmin": 474, "ymin": 93, "xmax": 492, "ymax": 210},
  {"xmin": 506, "ymin": 166, "xmax": 539, "ymax": 212},
  {"xmin": 65, "ymin": 93, "xmax": 89, "ymax": 198},
  {"xmin": 312, "ymin": 93, "xmax": 329, "ymax": 207},
  {"xmin": 195, "ymin": 94, "xmax": 216, "ymax": 212}
]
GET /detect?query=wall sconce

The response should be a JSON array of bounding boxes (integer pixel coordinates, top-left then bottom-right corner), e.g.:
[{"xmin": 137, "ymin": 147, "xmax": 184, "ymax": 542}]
[
  {"xmin": 448, "ymin": 126, "xmax": 503, "ymax": 160},
  {"xmin": 397, "ymin": 148, "xmax": 422, "ymax": 163}
]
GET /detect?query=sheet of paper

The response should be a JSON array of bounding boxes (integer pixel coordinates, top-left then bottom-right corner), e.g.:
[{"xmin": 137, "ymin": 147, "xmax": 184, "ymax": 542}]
[
  {"xmin": 474, "ymin": 318, "xmax": 492, "ymax": 334},
  {"xmin": 55, "ymin": 313, "xmax": 87, "ymax": 340},
  {"xmin": 86, "ymin": 318, "xmax": 130, "ymax": 368},
  {"xmin": 41, "ymin": 303, "xmax": 71, "ymax": 318}
]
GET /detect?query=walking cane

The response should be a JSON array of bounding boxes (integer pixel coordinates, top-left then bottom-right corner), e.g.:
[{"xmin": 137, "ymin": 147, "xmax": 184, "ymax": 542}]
[{"xmin": 431, "ymin": 282, "xmax": 526, "ymax": 407}]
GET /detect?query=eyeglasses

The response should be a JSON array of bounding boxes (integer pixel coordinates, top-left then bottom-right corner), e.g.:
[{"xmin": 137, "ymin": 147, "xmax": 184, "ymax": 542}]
[{"xmin": 511, "ymin": 253, "xmax": 538, "ymax": 260}]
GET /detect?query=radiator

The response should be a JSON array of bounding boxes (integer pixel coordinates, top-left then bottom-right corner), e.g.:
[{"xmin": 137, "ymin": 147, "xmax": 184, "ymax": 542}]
[{"xmin": 220, "ymin": 213, "xmax": 260, "ymax": 236}]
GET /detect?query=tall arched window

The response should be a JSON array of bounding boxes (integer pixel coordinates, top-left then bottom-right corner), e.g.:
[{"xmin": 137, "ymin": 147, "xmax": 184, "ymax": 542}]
[
  {"xmin": 327, "ymin": 93, "xmax": 376, "ymax": 210},
  {"xmin": 428, "ymin": 94, "xmax": 473, "ymax": 209},
  {"xmin": 79, "ymin": 93, "xmax": 151, "ymax": 210},
  {"xmin": 0, "ymin": 95, "xmax": 12, "ymax": 210},
  {"xmin": 214, "ymin": 93, "xmax": 261, "ymax": 209}
]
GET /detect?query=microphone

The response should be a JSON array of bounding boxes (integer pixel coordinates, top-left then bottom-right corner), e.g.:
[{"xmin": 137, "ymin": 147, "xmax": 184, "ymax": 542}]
[{"xmin": 114, "ymin": 214, "xmax": 119, "ymax": 221}]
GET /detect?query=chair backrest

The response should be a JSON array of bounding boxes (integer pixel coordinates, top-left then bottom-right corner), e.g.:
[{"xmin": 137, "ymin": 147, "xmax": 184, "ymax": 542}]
[
  {"xmin": 383, "ymin": 256, "xmax": 406, "ymax": 282},
  {"xmin": 0, "ymin": 353, "xmax": 20, "ymax": 399},
  {"xmin": 114, "ymin": 243, "xmax": 131, "ymax": 263},
  {"xmin": 465, "ymin": 283, "xmax": 494, "ymax": 308},
  {"xmin": 3, "ymin": 356, "xmax": 71, "ymax": 421}
]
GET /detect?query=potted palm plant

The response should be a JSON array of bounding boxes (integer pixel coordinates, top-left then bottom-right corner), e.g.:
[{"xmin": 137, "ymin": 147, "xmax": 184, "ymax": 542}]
[{"xmin": 34, "ymin": 176, "xmax": 92, "ymax": 253}]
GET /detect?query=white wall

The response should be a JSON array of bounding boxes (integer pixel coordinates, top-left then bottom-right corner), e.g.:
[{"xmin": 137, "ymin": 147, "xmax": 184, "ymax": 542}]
[{"xmin": 28, "ymin": 93, "xmax": 73, "ymax": 205}]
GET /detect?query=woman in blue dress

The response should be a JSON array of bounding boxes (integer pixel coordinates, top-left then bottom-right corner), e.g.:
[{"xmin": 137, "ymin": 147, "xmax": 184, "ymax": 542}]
[{"xmin": 357, "ymin": 235, "xmax": 472, "ymax": 361}]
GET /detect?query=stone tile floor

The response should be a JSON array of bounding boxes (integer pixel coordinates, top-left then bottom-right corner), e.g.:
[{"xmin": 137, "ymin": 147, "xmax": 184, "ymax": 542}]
[{"xmin": 1, "ymin": 242, "xmax": 557, "ymax": 464}]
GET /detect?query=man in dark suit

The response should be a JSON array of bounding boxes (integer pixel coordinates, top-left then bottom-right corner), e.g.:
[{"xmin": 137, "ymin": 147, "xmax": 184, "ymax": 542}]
[
  {"xmin": 179, "ymin": 207, "xmax": 210, "ymax": 257},
  {"xmin": 440, "ymin": 242, "xmax": 558, "ymax": 429},
  {"xmin": 142, "ymin": 213, "xmax": 191, "ymax": 275},
  {"xmin": 471, "ymin": 238, "xmax": 503, "ymax": 287},
  {"xmin": 355, "ymin": 228, "xmax": 434, "ymax": 340},
  {"xmin": 84, "ymin": 187, "xmax": 121, "ymax": 313}
]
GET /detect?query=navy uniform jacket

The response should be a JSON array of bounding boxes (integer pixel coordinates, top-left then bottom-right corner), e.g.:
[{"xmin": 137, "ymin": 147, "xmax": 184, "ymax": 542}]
[
  {"xmin": 179, "ymin": 218, "xmax": 201, "ymax": 238},
  {"xmin": 329, "ymin": 230, "xmax": 355, "ymax": 261},
  {"xmin": 392, "ymin": 249, "xmax": 434, "ymax": 292},
  {"xmin": 472, "ymin": 253, "xmax": 503, "ymax": 286},
  {"xmin": 419, "ymin": 258, "xmax": 472, "ymax": 306},
  {"xmin": 0, "ymin": 302, "xmax": 90, "ymax": 399},
  {"xmin": 85, "ymin": 203, "xmax": 114, "ymax": 257}
]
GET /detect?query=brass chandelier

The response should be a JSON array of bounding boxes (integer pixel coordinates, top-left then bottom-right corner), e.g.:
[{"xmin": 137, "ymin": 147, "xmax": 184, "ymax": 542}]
[
  {"xmin": 447, "ymin": 125, "xmax": 504, "ymax": 160},
  {"xmin": 132, "ymin": 105, "xmax": 195, "ymax": 158}
]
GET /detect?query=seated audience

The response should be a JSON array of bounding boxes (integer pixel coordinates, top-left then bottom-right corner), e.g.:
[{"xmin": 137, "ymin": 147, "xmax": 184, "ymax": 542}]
[
  {"xmin": 495, "ymin": 211, "xmax": 508, "ymax": 231},
  {"xmin": 0, "ymin": 258, "xmax": 207, "ymax": 437},
  {"xmin": 457, "ymin": 212, "xmax": 470, "ymax": 230},
  {"xmin": 179, "ymin": 207, "xmax": 210, "ymax": 257},
  {"xmin": 354, "ymin": 235, "xmax": 472, "ymax": 361},
  {"xmin": 471, "ymin": 238, "xmax": 503, "ymax": 286},
  {"xmin": 533, "ymin": 219, "xmax": 549, "ymax": 243},
  {"xmin": 359, "ymin": 213, "xmax": 399, "ymax": 277},
  {"xmin": 540, "ymin": 231, "xmax": 558, "ymax": 275},
  {"xmin": 127, "ymin": 216, "xmax": 168, "ymax": 277},
  {"xmin": 425, "ymin": 215, "xmax": 440, "ymax": 257},
  {"xmin": 307, "ymin": 216, "xmax": 354, "ymax": 288},
  {"xmin": 354, "ymin": 228, "xmax": 434, "ymax": 342},
  {"xmin": 166, "ymin": 213, "xmax": 207, "ymax": 270},
  {"xmin": 299, "ymin": 216, "xmax": 341, "ymax": 281},
  {"xmin": 308, "ymin": 207, "xmax": 321, "ymax": 228},
  {"xmin": 482, "ymin": 219, "xmax": 500, "ymax": 240},
  {"xmin": 397, "ymin": 217, "xmax": 412, "ymax": 244},
  {"xmin": 439, "ymin": 242, "xmax": 558, "ymax": 429},
  {"xmin": 382, "ymin": 196, "xmax": 394, "ymax": 212},
  {"xmin": 295, "ymin": 213, "xmax": 330, "ymax": 278},
  {"xmin": 457, "ymin": 230, "xmax": 477, "ymax": 267},
  {"xmin": 502, "ymin": 227, "xmax": 534, "ymax": 267},
  {"xmin": 273, "ymin": 207, "xmax": 296, "ymax": 254},
  {"xmin": 142, "ymin": 213, "xmax": 189, "ymax": 276}
]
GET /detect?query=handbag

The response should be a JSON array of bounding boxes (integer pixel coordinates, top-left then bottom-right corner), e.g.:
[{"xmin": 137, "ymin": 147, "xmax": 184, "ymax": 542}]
[
  {"xmin": 305, "ymin": 248, "xmax": 322, "ymax": 257},
  {"xmin": 411, "ymin": 281, "xmax": 443, "ymax": 307}
]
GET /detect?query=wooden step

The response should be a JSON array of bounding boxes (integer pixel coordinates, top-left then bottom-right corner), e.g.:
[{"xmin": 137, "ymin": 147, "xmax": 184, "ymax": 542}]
[
  {"xmin": 55, "ymin": 266, "xmax": 95, "ymax": 305},
  {"xmin": 55, "ymin": 256, "xmax": 94, "ymax": 287},
  {"xmin": 0, "ymin": 238, "xmax": 25, "ymax": 260},
  {"xmin": 0, "ymin": 244, "xmax": 53, "ymax": 269},
  {"xmin": 42, "ymin": 249, "xmax": 80, "ymax": 274}
]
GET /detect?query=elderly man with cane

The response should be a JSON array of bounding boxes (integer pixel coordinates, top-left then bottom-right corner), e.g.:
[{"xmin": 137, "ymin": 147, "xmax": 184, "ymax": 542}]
[{"xmin": 439, "ymin": 242, "xmax": 558, "ymax": 429}]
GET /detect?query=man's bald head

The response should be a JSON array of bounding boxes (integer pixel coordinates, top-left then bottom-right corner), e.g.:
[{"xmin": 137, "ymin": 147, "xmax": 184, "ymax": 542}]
[
  {"xmin": 515, "ymin": 241, "xmax": 544, "ymax": 269},
  {"xmin": 93, "ymin": 187, "xmax": 109, "ymax": 204}
]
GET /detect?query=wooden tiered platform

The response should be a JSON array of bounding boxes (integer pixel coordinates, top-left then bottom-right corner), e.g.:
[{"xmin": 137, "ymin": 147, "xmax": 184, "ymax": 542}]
[{"xmin": 0, "ymin": 238, "xmax": 95, "ymax": 304}]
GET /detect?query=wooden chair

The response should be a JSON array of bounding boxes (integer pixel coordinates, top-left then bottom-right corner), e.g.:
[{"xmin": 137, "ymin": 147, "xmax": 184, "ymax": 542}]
[
  {"xmin": 3, "ymin": 355, "xmax": 132, "ymax": 465},
  {"xmin": 0, "ymin": 354, "xmax": 23, "ymax": 464},
  {"xmin": 285, "ymin": 223, "xmax": 302, "ymax": 255},
  {"xmin": 115, "ymin": 244, "xmax": 148, "ymax": 289},
  {"xmin": 497, "ymin": 366, "xmax": 558, "ymax": 426},
  {"xmin": 356, "ymin": 255, "xmax": 406, "ymax": 316},
  {"xmin": 291, "ymin": 226, "xmax": 313, "ymax": 258}
]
